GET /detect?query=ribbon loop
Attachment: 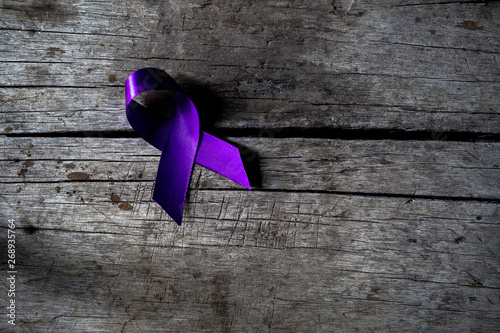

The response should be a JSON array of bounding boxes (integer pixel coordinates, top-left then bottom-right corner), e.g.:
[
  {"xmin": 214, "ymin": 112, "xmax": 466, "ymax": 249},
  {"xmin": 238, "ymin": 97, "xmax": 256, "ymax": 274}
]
[{"xmin": 125, "ymin": 68, "xmax": 251, "ymax": 225}]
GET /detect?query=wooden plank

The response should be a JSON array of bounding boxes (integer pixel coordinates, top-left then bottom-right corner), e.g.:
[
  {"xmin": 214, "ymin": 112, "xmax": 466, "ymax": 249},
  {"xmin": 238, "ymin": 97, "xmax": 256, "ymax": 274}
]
[
  {"xmin": 0, "ymin": 185, "xmax": 499, "ymax": 331},
  {"xmin": 1, "ymin": 1, "xmax": 497, "ymax": 52},
  {"xmin": 1, "ymin": 1, "xmax": 499, "ymax": 331},
  {"xmin": 1, "ymin": 1, "xmax": 499, "ymax": 134},
  {"xmin": 1, "ymin": 137, "xmax": 499, "ymax": 199},
  {"xmin": 2, "ymin": 183, "xmax": 499, "ymax": 260},
  {"xmin": 1, "ymin": 83, "xmax": 498, "ymax": 135}
]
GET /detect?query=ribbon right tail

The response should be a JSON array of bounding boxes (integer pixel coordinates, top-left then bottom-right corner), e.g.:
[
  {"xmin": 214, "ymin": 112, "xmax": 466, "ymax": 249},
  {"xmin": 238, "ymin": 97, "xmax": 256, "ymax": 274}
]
[{"xmin": 195, "ymin": 132, "xmax": 251, "ymax": 190}]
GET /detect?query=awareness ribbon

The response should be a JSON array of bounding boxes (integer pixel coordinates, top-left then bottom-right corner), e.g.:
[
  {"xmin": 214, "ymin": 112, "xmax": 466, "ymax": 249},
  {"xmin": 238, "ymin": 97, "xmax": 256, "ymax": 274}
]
[{"xmin": 125, "ymin": 68, "xmax": 251, "ymax": 225}]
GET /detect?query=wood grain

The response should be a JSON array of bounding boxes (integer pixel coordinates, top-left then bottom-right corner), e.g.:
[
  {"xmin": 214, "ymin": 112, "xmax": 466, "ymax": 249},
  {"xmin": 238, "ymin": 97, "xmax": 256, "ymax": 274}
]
[
  {"xmin": 1, "ymin": 0, "xmax": 499, "ymax": 134},
  {"xmin": 1, "ymin": 185, "xmax": 499, "ymax": 332},
  {"xmin": 1, "ymin": 137, "xmax": 499, "ymax": 198},
  {"xmin": 1, "ymin": 0, "xmax": 499, "ymax": 332}
]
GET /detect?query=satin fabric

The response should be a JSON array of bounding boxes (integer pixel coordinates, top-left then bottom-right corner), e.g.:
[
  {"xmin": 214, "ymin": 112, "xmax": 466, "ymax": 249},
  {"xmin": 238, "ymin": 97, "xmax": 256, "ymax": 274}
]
[{"xmin": 125, "ymin": 68, "xmax": 250, "ymax": 225}]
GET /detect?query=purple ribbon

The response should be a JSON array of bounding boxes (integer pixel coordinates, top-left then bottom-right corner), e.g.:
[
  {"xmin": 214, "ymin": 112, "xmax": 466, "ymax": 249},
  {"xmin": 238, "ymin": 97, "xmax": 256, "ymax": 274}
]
[{"xmin": 125, "ymin": 68, "xmax": 251, "ymax": 225}]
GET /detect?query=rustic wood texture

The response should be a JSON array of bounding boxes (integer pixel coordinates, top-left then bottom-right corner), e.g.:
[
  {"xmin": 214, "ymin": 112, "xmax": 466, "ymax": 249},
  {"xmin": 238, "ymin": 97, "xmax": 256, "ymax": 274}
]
[
  {"xmin": 1, "ymin": 137, "xmax": 500, "ymax": 198},
  {"xmin": 1, "ymin": 0, "xmax": 499, "ymax": 134},
  {"xmin": 1, "ymin": 0, "xmax": 499, "ymax": 332}
]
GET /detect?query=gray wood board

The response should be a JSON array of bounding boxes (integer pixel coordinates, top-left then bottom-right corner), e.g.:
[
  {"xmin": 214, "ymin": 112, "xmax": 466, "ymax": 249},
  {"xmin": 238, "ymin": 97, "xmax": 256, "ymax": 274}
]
[
  {"xmin": 1, "ymin": 0, "xmax": 500, "ymax": 332},
  {"xmin": 0, "ymin": 185, "xmax": 499, "ymax": 332},
  {"xmin": 1, "ymin": 0, "xmax": 499, "ymax": 134},
  {"xmin": 1, "ymin": 137, "xmax": 499, "ymax": 199}
]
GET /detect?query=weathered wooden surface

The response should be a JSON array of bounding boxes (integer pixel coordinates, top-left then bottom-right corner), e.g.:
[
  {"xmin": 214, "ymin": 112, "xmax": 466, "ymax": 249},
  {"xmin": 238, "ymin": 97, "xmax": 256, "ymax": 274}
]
[
  {"xmin": 1, "ymin": 137, "xmax": 500, "ymax": 198},
  {"xmin": 1, "ymin": 0, "xmax": 500, "ymax": 332},
  {"xmin": 1, "ymin": 0, "xmax": 499, "ymax": 134},
  {"xmin": 1, "ymin": 185, "xmax": 500, "ymax": 332}
]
